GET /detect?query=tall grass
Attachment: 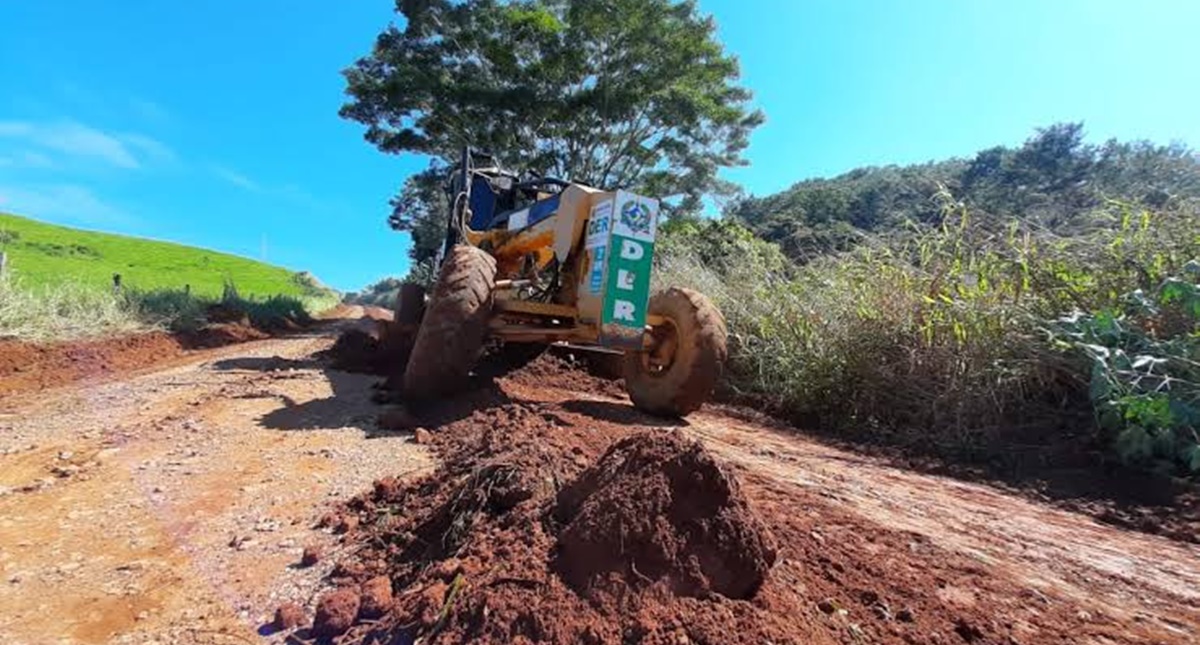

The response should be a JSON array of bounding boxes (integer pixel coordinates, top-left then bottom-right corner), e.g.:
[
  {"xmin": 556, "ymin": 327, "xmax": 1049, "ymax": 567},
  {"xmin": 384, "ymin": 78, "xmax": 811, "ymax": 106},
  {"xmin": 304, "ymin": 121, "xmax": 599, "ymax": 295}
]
[
  {"xmin": 657, "ymin": 198, "xmax": 1200, "ymax": 473},
  {"xmin": 0, "ymin": 273, "xmax": 335, "ymax": 343},
  {"xmin": 0, "ymin": 276, "xmax": 148, "ymax": 342}
]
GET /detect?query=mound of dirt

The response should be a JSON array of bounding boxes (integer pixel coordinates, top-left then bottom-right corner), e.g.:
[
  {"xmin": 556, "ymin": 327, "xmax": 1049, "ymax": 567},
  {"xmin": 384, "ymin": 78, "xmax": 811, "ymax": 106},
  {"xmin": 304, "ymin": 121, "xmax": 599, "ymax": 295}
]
[
  {"xmin": 187, "ymin": 322, "xmax": 269, "ymax": 348},
  {"xmin": 0, "ymin": 316, "xmax": 293, "ymax": 397},
  {"xmin": 554, "ymin": 431, "xmax": 777, "ymax": 600},
  {"xmin": 290, "ymin": 400, "xmax": 832, "ymax": 644},
  {"xmin": 507, "ymin": 352, "xmax": 628, "ymax": 399},
  {"xmin": 279, "ymin": 356, "xmax": 1188, "ymax": 644}
]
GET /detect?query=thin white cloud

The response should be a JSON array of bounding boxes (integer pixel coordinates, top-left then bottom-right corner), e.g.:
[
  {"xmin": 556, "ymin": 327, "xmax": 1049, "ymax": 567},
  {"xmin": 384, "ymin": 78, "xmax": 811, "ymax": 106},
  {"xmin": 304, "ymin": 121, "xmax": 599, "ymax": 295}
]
[
  {"xmin": 0, "ymin": 120, "xmax": 175, "ymax": 170},
  {"xmin": 209, "ymin": 166, "xmax": 338, "ymax": 213},
  {"xmin": 36, "ymin": 121, "xmax": 139, "ymax": 168},
  {"xmin": 0, "ymin": 183, "xmax": 133, "ymax": 226},
  {"xmin": 121, "ymin": 132, "xmax": 177, "ymax": 163},
  {"xmin": 212, "ymin": 165, "xmax": 262, "ymax": 191}
]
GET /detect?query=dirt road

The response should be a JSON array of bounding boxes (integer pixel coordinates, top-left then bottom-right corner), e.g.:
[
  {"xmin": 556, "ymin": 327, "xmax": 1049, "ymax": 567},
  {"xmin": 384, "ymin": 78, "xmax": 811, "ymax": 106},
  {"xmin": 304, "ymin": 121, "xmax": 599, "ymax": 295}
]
[
  {"xmin": 1, "ymin": 322, "xmax": 1197, "ymax": 644},
  {"xmin": 0, "ymin": 325, "xmax": 432, "ymax": 644}
]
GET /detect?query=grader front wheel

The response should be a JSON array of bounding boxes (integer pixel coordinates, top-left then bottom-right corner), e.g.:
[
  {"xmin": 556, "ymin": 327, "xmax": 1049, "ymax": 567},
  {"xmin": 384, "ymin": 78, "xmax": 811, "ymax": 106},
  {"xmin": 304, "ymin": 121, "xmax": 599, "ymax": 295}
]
[
  {"xmin": 623, "ymin": 287, "xmax": 728, "ymax": 417},
  {"xmin": 403, "ymin": 245, "xmax": 496, "ymax": 400}
]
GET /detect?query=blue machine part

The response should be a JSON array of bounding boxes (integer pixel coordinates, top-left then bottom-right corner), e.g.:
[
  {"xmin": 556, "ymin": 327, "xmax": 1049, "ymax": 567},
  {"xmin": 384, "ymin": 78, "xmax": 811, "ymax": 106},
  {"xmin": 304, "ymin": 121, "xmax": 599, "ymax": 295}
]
[
  {"xmin": 489, "ymin": 193, "xmax": 561, "ymax": 231},
  {"xmin": 468, "ymin": 176, "xmax": 498, "ymax": 230},
  {"xmin": 525, "ymin": 193, "xmax": 561, "ymax": 227}
]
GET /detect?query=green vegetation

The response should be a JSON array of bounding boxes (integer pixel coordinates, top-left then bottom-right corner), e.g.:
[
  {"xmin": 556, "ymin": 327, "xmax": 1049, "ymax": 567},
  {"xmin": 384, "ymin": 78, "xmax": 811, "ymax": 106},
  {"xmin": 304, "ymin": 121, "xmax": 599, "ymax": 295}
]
[
  {"xmin": 0, "ymin": 212, "xmax": 333, "ymax": 299},
  {"xmin": 341, "ymin": 0, "xmax": 762, "ymax": 267},
  {"xmin": 658, "ymin": 126, "xmax": 1200, "ymax": 477},
  {"xmin": 343, "ymin": 277, "xmax": 404, "ymax": 309},
  {"xmin": 0, "ymin": 274, "xmax": 319, "ymax": 343},
  {"xmin": 0, "ymin": 212, "xmax": 339, "ymax": 342},
  {"xmin": 0, "ymin": 276, "xmax": 151, "ymax": 341},
  {"xmin": 729, "ymin": 123, "xmax": 1200, "ymax": 261}
]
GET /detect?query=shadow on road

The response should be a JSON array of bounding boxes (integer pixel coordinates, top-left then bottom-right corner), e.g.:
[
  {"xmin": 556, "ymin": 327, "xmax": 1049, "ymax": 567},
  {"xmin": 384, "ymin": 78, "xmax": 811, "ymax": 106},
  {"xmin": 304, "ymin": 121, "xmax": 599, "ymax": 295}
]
[
  {"xmin": 257, "ymin": 369, "xmax": 379, "ymax": 432},
  {"xmin": 249, "ymin": 347, "xmax": 522, "ymax": 436},
  {"xmin": 210, "ymin": 356, "xmax": 323, "ymax": 372},
  {"xmin": 560, "ymin": 399, "xmax": 687, "ymax": 428}
]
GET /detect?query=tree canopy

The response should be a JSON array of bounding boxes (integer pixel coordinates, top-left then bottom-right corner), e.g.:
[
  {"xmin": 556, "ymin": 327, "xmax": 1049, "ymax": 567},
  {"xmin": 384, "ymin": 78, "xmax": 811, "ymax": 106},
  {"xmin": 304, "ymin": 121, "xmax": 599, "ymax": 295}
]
[{"xmin": 341, "ymin": 0, "xmax": 763, "ymax": 265}]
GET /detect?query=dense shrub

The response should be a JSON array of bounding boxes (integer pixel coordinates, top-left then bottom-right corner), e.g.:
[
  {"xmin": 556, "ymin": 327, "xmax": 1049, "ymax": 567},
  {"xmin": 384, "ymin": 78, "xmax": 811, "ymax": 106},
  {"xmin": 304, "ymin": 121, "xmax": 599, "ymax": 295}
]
[
  {"xmin": 1048, "ymin": 271, "xmax": 1200, "ymax": 473},
  {"xmin": 656, "ymin": 199, "xmax": 1200, "ymax": 476}
]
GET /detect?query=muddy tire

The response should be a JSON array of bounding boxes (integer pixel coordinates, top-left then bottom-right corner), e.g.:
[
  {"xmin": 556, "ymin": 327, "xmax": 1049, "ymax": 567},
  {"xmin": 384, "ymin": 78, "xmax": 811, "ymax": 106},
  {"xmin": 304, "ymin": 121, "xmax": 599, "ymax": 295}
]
[
  {"xmin": 378, "ymin": 283, "xmax": 426, "ymax": 382},
  {"xmin": 623, "ymin": 287, "xmax": 727, "ymax": 417},
  {"xmin": 403, "ymin": 246, "xmax": 496, "ymax": 400},
  {"xmin": 392, "ymin": 283, "xmax": 427, "ymax": 327}
]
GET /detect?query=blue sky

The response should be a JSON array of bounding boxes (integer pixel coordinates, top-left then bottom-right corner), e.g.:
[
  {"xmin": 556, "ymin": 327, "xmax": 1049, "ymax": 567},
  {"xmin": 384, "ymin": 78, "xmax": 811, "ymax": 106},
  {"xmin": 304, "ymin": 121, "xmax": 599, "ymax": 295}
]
[{"xmin": 1, "ymin": 1, "xmax": 1197, "ymax": 291}]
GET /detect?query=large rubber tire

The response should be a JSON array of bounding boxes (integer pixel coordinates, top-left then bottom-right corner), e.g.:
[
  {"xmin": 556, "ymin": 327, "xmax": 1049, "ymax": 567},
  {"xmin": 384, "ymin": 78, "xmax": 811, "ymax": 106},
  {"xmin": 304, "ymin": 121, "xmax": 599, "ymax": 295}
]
[
  {"xmin": 403, "ymin": 246, "xmax": 496, "ymax": 400},
  {"xmin": 623, "ymin": 287, "xmax": 728, "ymax": 417},
  {"xmin": 377, "ymin": 283, "xmax": 427, "ymax": 389}
]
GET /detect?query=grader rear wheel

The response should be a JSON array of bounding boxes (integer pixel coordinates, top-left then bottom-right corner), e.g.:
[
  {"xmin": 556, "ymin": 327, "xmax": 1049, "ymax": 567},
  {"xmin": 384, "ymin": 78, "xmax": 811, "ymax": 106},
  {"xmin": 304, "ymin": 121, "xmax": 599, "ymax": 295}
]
[
  {"xmin": 623, "ymin": 287, "xmax": 728, "ymax": 417},
  {"xmin": 403, "ymin": 245, "xmax": 496, "ymax": 400},
  {"xmin": 378, "ymin": 283, "xmax": 427, "ymax": 379}
]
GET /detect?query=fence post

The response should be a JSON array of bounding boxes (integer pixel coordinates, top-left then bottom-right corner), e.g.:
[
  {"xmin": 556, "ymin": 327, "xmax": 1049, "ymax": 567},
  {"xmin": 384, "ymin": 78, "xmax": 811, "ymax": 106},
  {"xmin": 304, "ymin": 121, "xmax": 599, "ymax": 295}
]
[{"xmin": 0, "ymin": 251, "xmax": 7, "ymax": 276}]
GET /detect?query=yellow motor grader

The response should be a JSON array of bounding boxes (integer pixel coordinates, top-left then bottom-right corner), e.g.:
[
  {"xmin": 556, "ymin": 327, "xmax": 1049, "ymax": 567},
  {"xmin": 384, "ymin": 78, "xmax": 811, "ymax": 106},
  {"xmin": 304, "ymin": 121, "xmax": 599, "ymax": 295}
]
[{"xmin": 393, "ymin": 147, "xmax": 727, "ymax": 417}]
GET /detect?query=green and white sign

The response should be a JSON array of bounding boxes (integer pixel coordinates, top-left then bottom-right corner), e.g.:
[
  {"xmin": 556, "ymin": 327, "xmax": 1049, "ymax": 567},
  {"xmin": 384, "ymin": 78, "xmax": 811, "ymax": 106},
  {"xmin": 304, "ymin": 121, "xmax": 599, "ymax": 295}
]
[{"xmin": 600, "ymin": 190, "xmax": 659, "ymax": 347}]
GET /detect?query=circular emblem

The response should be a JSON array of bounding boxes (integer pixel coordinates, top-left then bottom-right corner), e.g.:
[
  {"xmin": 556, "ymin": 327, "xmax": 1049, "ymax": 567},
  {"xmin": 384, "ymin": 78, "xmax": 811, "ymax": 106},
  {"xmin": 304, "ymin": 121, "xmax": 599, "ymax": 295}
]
[{"xmin": 619, "ymin": 200, "xmax": 652, "ymax": 235}]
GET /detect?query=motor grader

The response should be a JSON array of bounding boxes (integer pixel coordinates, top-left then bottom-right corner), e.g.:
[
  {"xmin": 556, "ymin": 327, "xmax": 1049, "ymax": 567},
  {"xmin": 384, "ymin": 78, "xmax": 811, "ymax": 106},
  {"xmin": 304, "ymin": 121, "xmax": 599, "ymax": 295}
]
[{"xmin": 392, "ymin": 147, "xmax": 727, "ymax": 417}]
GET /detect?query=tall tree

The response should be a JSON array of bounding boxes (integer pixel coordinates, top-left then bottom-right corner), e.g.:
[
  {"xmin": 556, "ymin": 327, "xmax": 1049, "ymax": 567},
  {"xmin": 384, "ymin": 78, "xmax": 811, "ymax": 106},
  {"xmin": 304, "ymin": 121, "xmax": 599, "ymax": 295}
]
[{"xmin": 341, "ymin": 0, "xmax": 763, "ymax": 264}]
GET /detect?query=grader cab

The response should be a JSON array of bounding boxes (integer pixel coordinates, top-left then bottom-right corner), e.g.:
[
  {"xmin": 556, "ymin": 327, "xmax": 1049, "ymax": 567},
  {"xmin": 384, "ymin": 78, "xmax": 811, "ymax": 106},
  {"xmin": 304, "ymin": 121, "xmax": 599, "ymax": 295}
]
[{"xmin": 395, "ymin": 147, "xmax": 727, "ymax": 417}]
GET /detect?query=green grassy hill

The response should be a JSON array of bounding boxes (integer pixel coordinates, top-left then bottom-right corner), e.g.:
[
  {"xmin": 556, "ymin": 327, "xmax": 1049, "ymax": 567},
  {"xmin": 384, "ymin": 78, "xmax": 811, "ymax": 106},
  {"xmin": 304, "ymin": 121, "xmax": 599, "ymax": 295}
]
[{"xmin": 0, "ymin": 212, "xmax": 328, "ymax": 299}]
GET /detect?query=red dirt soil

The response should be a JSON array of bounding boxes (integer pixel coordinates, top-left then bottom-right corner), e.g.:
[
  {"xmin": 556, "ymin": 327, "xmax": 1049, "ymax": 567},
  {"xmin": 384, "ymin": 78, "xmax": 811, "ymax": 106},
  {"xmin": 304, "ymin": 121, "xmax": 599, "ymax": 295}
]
[
  {"xmin": 553, "ymin": 431, "xmax": 777, "ymax": 601},
  {"xmin": 288, "ymin": 356, "xmax": 1197, "ymax": 644},
  {"xmin": 0, "ymin": 322, "xmax": 275, "ymax": 396},
  {"xmin": 0, "ymin": 303, "xmax": 375, "ymax": 397},
  {"xmin": 306, "ymin": 404, "xmax": 835, "ymax": 644},
  {"xmin": 501, "ymin": 352, "xmax": 628, "ymax": 399},
  {"xmin": 0, "ymin": 332, "xmax": 189, "ymax": 396}
]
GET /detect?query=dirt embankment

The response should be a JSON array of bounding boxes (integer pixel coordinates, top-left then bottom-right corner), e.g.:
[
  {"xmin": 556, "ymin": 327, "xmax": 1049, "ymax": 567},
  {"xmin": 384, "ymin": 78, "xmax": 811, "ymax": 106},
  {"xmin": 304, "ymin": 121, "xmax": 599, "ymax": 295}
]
[
  {"xmin": 274, "ymin": 353, "xmax": 1199, "ymax": 644},
  {"xmin": 0, "ymin": 332, "xmax": 193, "ymax": 396},
  {"xmin": 0, "ymin": 303, "xmax": 369, "ymax": 397}
]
